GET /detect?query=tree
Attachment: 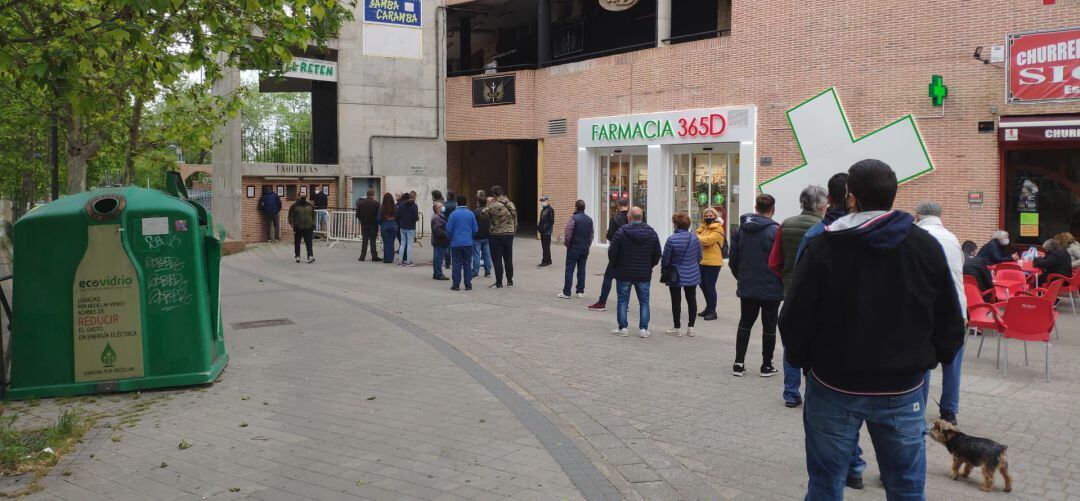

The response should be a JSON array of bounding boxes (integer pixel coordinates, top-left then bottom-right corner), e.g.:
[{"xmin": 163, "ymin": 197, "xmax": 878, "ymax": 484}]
[{"xmin": 0, "ymin": 0, "xmax": 354, "ymax": 194}]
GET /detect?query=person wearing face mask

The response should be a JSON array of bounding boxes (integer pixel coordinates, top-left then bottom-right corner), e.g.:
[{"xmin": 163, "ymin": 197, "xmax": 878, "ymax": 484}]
[
  {"xmin": 977, "ymin": 230, "xmax": 1017, "ymax": 265},
  {"xmin": 538, "ymin": 196, "xmax": 555, "ymax": 267},
  {"xmin": 695, "ymin": 208, "xmax": 725, "ymax": 321},
  {"xmin": 288, "ymin": 194, "xmax": 316, "ymax": 263}
]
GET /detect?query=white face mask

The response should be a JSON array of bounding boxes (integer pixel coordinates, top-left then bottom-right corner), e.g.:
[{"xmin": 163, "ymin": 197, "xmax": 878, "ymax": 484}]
[
  {"xmin": 999, "ymin": 238, "xmax": 1010, "ymax": 246},
  {"xmin": 541, "ymin": 202, "xmax": 549, "ymax": 207}
]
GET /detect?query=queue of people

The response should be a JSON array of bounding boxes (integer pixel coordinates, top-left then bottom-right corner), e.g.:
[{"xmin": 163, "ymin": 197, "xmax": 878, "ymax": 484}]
[{"xmin": 269, "ymin": 160, "xmax": 1072, "ymax": 500}]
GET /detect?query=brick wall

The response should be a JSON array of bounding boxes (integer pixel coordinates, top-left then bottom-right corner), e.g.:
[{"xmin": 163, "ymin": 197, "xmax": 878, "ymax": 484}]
[
  {"xmin": 241, "ymin": 177, "xmax": 340, "ymax": 243},
  {"xmin": 445, "ymin": 0, "xmax": 1080, "ymax": 243}
]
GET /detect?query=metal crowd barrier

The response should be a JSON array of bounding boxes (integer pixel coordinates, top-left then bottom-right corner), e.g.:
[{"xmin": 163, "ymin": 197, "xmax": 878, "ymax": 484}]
[{"xmin": 318, "ymin": 208, "xmax": 428, "ymax": 250}]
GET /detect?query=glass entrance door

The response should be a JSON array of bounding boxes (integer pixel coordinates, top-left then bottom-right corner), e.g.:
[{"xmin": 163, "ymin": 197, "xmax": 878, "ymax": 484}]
[
  {"xmin": 598, "ymin": 152, "xmax": 648, "ymax": 244},
  {"xmin": 673, "ymin": 151, "xmax": 739, "ymax": 234}
]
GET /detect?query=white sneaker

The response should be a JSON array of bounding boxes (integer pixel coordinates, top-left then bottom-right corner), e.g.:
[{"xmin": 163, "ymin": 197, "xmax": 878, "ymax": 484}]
[
  {"xmin": 665, "ymin": 328, "xmax": 682, "ymax": 337},
  {"xmin": 611, "ymin": 328, "xmax": 629, "ymax": 336},
  {"xmin": 639, "ymin": 329, "xmax": 650, "ymax": 338},
  {"xmin": 685, "ymin": 326, "xmax": 695, "ymax": 337},
  {"xmin": 576, "ymin": 293, "xmax": 585, "ymax": 299},
  {"xmin": 557, "ymin": 293, "xmax": 572, "ymax": 299}
]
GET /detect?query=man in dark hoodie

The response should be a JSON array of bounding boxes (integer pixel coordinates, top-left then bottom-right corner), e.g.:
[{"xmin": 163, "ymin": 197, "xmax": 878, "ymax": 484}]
[
  {"xmin": 729, "ymin": 194, "xmax": 783, "ymax": 377},
  {"xmin": 779, "ymin": 159, "xmax": 965, "ymax": 500},
  {"xmin": 608, "ymin": 207, "xmax": 661, "ymax": 337}
]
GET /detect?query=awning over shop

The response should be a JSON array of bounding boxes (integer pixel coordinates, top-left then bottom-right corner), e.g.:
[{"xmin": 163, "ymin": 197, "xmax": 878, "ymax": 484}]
[{"xmin": 999, "ymin": 114, "xmax": 1080, "ymax": 144}]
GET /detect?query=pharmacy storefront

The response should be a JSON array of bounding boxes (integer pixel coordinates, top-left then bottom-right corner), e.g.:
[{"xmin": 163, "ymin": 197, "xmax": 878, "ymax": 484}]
[{"xmin": 577, "ymin": 106, "xmax": 757, "ymax": 245}]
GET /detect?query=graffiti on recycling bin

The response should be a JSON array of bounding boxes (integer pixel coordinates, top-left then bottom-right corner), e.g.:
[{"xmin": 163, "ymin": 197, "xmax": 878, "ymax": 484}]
[{"xmin": 145, "ymin": 255, "xmax": 193, "ymax": 312}]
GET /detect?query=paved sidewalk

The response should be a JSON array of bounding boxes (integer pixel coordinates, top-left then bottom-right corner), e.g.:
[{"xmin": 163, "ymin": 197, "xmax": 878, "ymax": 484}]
[{"xmin": 9, "ymin": 236, "xmax": 1080, "ymax": 500}]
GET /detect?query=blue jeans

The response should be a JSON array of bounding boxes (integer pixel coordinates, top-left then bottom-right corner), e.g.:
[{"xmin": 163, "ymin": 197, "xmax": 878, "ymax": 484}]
[
  {"xmin": 380, "ymin": 222, "xmax": 398, "ymax": 263},
  {"xmin": 399, "ymin": 229, "xmax": 415, "ymax": 264},
  {"xmin": 923, "ymin": 344, "xmax": 963, "ymax": 416},
  {"xmin": 784, "ymin": 357, "xmax": 803, "ymax": 404},
  {"xmin": 804, "ymin": 377, "xmax": 926, "ymax": 501},
  {"xmin": 699, "ymin": 265, "xmax": 721, "ymax": 314},
  {"xmin": 597, "ymin": 263, "xmax": 616, "ymax": 304},
  {"xmin": 316, "ymin": 210, "xmax": 329, "ymax": 232},
  {"xmin": 473, "ymin": 239, "xmax": 491, "ymax": 275},
  {"xmin": 432, "ymin": 246, "xmax": 447, "ymax": 278},
  {"xmin": 451, "ymin": 246, "xmax": 473, "ymax": 287},
  {"xmin": 563, "ymin": 251, "xmax": 588, "ymax": 296},
  {"xmin": 616, "ymin": 280, "xmax": 651, "ymax": 330}
]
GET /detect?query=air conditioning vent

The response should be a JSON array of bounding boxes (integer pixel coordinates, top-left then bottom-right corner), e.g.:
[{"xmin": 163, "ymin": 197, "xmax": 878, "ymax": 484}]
[
  {"xmin": 728, "ymin": 109, "xmax": 749, "ymax": 127},
  {"xmin": 547, "ymin": 118, "xmax": 568, "ymax": 136}
]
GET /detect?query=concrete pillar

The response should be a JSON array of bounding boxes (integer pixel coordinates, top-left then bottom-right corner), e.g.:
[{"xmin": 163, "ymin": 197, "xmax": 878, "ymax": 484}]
[
  {"xmin": 211, "ymin": 65, "xmax": 243, "ymax": 240},
  {"xmin": 537, "ymin": 0, "xmax": 552, "ymax": 65},
  {"xmin": 657, "ymin": 0, "xmax": 672, "ymax": 46}
]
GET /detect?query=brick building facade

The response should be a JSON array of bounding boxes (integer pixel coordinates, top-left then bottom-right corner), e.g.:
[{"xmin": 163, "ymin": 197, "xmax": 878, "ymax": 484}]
[{"xmin": 444, "ymin": 0, "xmax": 1080, "ymax": 247}]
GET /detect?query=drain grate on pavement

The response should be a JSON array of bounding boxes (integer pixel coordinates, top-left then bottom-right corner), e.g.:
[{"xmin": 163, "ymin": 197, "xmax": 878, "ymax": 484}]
[{"xmin": 230, "ymin": 318, "xmax": 295, "ymax": 330}]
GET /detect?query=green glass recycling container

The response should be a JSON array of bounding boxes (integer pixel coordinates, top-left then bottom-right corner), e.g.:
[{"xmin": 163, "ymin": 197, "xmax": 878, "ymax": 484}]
[{"xmin": 6, "ymin": 186, "xmax": 227, "ymax": 399}]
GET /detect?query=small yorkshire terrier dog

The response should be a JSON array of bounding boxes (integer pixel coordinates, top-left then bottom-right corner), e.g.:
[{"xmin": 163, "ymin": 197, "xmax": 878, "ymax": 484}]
[{"xmin": 929, "ymin": 420, "xmax": 1012, "ymax": 492}]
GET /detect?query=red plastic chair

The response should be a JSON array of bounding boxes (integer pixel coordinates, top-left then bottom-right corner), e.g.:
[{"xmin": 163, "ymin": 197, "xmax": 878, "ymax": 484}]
[
  {"xmin": 966, "ymin": 283, "xmax": 1004, "ymax": 360},
  {"xmin": 963, "ymin": 275, "xmax": 995, "ymax": 302},
  {"xmin": 975, "ymin": 296, "xmax": 1055, "ymax": 381},
  {"xmin": 1046, "ymin": 268, "xmax": 1080, "ymax": 315},
  {"xmin": 992, "ymin": 262, "xmax": 1023, "ymax": 273},
  {"xmin": 1018, "ymin": 278, "xmax": 1064, "ymax": 340},
  {"xmin": 993, "ymin": 269, "xmax": 1030, "ymax": 300}
]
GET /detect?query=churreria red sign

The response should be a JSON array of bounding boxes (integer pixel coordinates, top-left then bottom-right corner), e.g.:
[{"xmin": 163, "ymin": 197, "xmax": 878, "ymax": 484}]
[{"xmin": 1007, "ymin": 27, "xmax": 1080, "ymax": 103}]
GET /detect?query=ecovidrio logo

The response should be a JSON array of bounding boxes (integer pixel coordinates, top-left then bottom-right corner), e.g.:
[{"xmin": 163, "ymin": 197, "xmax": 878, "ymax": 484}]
[{"xmin": 78, "ymin": 275, "xmax": 134, "ymax": 289}]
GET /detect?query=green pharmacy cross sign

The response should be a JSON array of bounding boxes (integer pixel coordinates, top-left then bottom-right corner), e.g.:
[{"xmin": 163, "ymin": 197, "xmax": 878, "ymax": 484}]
[
  {"xmin": 759, "ymin": 87, "xmax": 935, "ymax": 219},
  {"xmin": 928, "ymin": 75, "xmax": 948, "ymax": 107}
]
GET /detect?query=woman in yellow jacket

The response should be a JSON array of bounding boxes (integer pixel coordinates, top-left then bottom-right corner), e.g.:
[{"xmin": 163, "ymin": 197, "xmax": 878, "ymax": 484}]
[{"xmin": 696, "ymin": 207, "xmax": 725, "ymax": 321}]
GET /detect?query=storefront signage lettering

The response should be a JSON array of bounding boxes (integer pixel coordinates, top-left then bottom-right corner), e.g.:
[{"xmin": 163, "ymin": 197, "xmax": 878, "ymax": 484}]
[
  {"xmin": 1000, "ymin": 125, "xmax": 1080, "ymax": 142},
  {"xmin": 284, "ymin": 57, "xmax": 337, "ymax": 83},
  {"xmin": 579, "ymin": 106, "xmax": 754, "ymax": 148},
  {"xmin": 1007, "ymin": 28, "xmax": 1080, "ymax": 103},
  {"xmin": 590, "ymin": 114, "xmax": 727, "ymax": 142},
  {"xmin": 275, "ymin": 165, "xmax": 320, "ymax": 175},
  {"xmin": 364, "ymin": 0, "xmax": 421, "ymax": 28}
]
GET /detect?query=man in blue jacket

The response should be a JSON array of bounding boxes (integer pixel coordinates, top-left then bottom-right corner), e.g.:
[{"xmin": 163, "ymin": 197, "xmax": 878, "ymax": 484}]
[
  {"xmin": 446, "ymin": 194, "xmax": 478, "ymax": 291},
  {"xmin": 608, "ymin": 207, "xmax": 661, "ymax": 338},
  {"xmin": 257, "ymin": 186, "xmax": 282, "ymax": 242},
  {"xmin": 558, "ymin": 200, "xmax": 593, "ymax": 299}
]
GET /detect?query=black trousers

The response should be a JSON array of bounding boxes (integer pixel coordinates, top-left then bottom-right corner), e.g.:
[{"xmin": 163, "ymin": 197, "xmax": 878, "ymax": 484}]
[
  {"xmin": 490, "ymin": 234, "xmax": 515, "ymax": 285},
  {"xmin": 540, "ymin": 233, "xmax": 552, "ymax": 264},
  {"xmin": 294, "ymin": 228, "xmax": 314, "ymax": 258},
  {"xmin": 669, "ymin": 286, "xmax": 698, "ymax": 328},
  {"xmin": 360, "ymin": 225, "xmax": 379, "ymax": 259},
  {"xmin": 265, "ymin": 214, "xmax": 280, "ymax": 241},
  {"xmin": 735, "ymin": 298, "xmax": 780, "ymax": 365}
]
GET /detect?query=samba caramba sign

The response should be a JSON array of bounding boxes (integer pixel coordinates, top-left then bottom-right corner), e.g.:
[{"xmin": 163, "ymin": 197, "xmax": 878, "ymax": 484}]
[{"xmin": 1007, "ymin": 27, "xmax": 1080, "ymax": 103}]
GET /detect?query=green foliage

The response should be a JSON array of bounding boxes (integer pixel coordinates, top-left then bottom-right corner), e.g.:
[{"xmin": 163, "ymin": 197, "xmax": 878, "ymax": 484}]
[
  {"xmin": 0, "ymin": 0, "xmax": 356, "ymax": 193},
  {"xmin": 0, "ymin": 409, "xmax": 87, "ymax": 475}
]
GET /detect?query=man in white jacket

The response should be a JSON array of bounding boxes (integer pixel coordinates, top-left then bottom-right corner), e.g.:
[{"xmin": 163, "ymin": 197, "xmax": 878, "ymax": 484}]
[{"xmin": 915, "ymin": 201, "xmax": 966, "ymax": 425}]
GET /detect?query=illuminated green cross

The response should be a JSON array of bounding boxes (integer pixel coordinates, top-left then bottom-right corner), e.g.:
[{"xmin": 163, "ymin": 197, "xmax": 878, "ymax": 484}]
[{"xmin": 928, "ymin": 75, "xmax": 948, "ymax": 107}]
